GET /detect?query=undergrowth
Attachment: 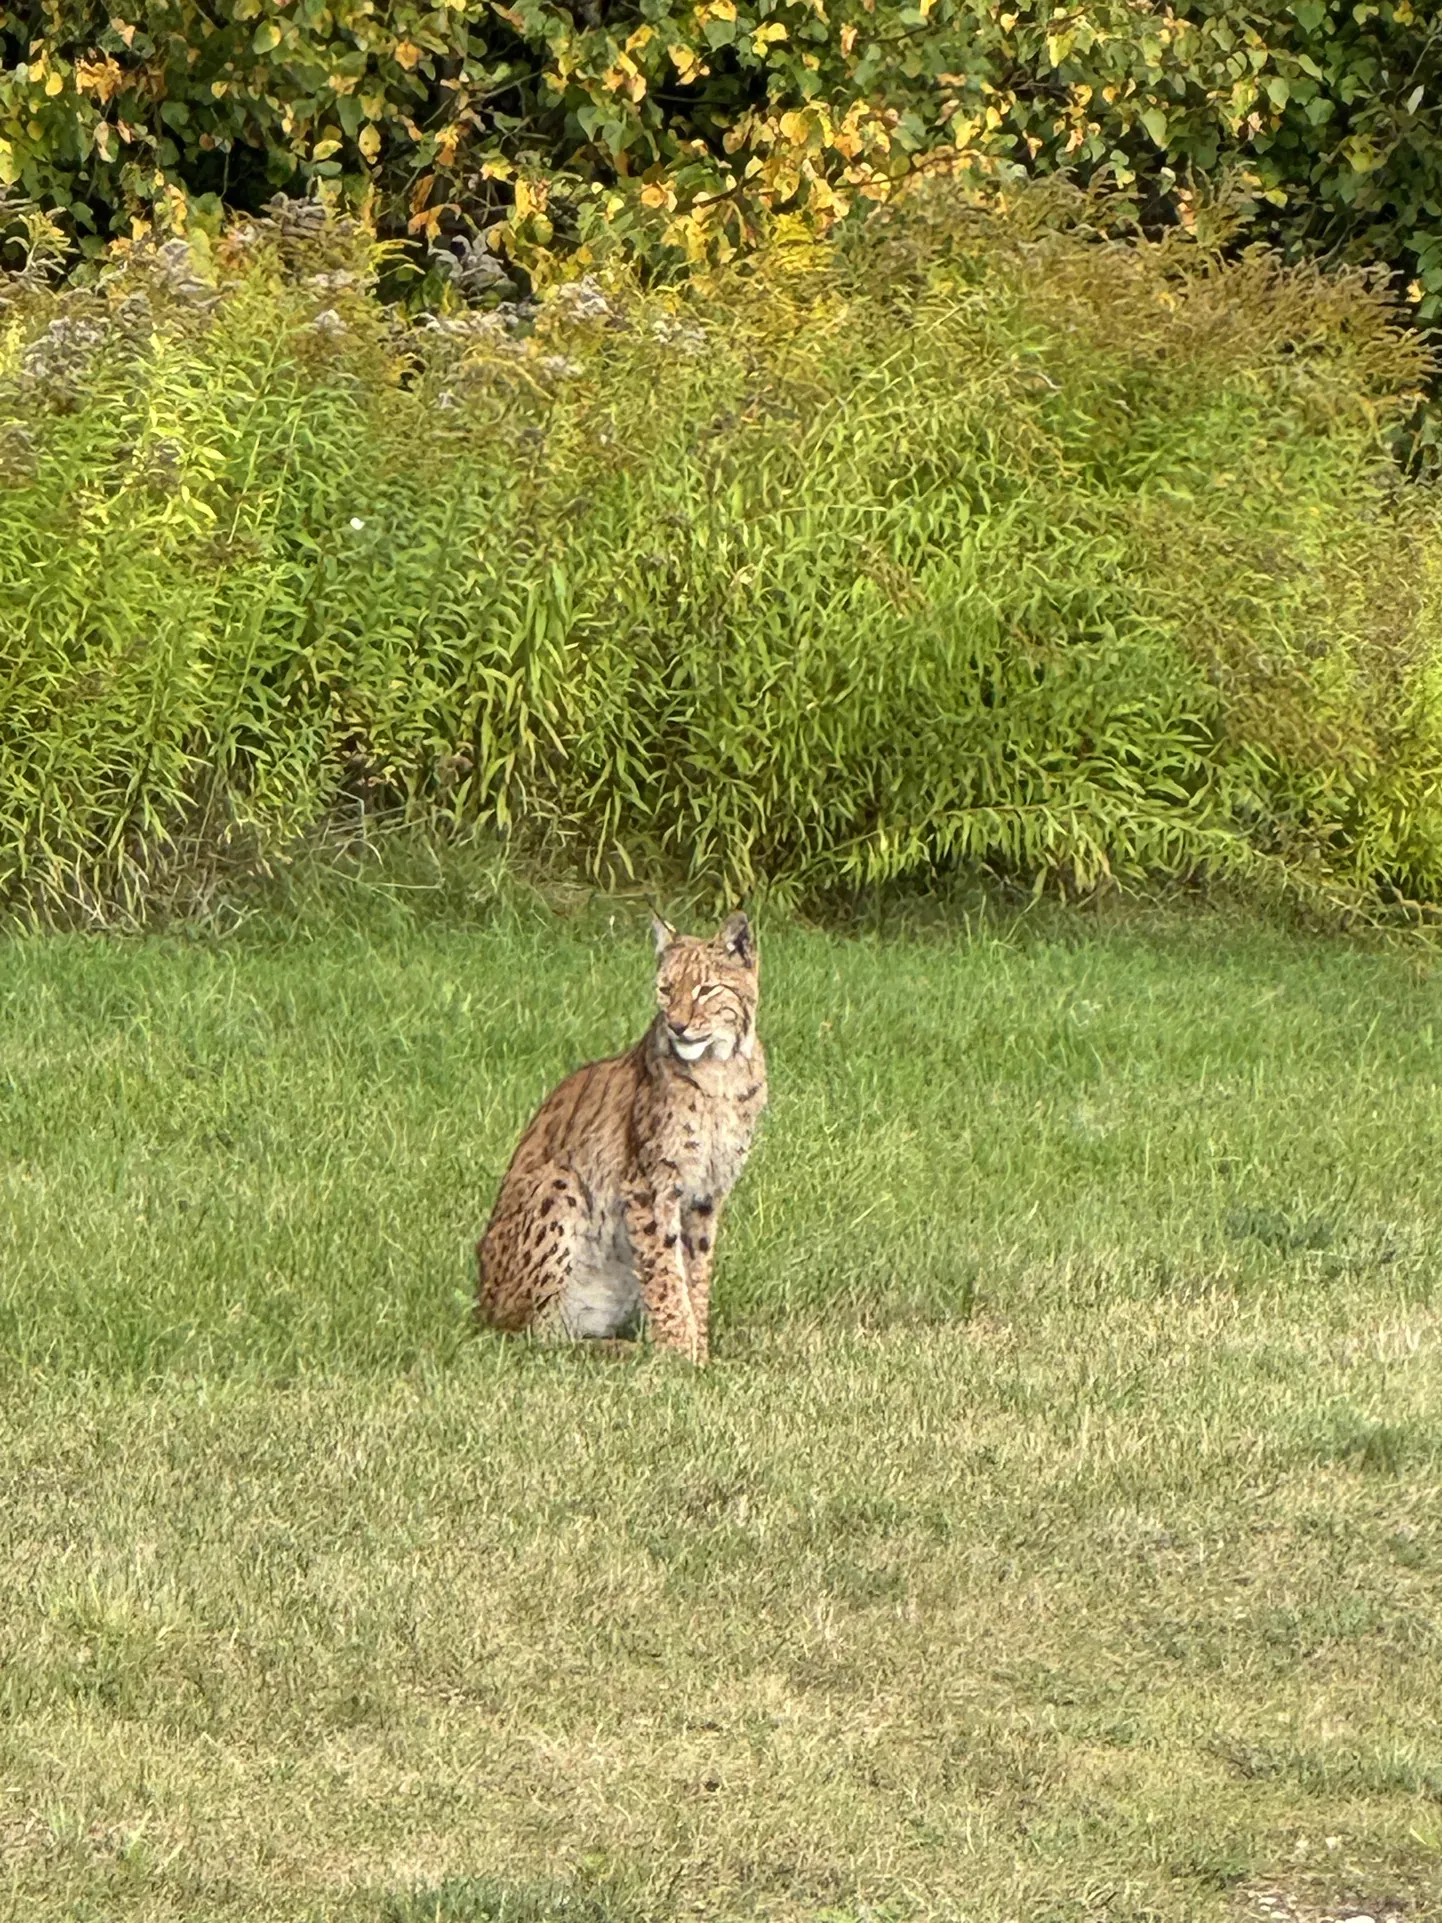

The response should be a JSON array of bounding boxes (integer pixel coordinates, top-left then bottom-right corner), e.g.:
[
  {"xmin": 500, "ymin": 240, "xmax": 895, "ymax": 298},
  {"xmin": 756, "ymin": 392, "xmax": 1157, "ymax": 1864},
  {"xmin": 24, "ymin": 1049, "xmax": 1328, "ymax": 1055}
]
[{"xmin": 2, "ymin": 180, "xmax": 1441, "ymax": 922}]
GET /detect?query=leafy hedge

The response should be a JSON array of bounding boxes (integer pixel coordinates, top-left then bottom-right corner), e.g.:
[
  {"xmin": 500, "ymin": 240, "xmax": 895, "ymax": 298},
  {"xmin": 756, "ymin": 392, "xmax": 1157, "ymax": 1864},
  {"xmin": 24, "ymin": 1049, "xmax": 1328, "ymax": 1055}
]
[
  {"xmin": 1, "ymin": 184, "xmax": 1441, "ymax": 919},
  {"xmin": 0, "ymin": 0, "xmax": 1439, "ymax": 304}
]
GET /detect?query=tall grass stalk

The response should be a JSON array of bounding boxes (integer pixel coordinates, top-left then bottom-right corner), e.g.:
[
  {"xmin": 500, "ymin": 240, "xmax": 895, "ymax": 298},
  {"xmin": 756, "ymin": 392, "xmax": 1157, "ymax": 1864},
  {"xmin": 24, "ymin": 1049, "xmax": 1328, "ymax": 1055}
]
[{"xmin": 1, "ymin": 184, "xmax": 1440, "ymax": 919}]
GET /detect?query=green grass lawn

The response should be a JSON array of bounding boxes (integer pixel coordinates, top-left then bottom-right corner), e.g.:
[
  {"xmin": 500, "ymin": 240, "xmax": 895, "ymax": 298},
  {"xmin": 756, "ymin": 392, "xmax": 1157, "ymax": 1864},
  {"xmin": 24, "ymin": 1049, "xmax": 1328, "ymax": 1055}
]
[{"xmin": 1, "ymin": 872, "xmax": 1439, "ymax": 1922}]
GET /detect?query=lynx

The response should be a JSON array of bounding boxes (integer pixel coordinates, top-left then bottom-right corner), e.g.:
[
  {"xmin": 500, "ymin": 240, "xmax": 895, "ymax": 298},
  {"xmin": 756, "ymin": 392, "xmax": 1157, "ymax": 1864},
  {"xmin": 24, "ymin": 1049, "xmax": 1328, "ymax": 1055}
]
[{"xmin": 475, "ymin": 913, "xmax": 766, "ymax": 1364}]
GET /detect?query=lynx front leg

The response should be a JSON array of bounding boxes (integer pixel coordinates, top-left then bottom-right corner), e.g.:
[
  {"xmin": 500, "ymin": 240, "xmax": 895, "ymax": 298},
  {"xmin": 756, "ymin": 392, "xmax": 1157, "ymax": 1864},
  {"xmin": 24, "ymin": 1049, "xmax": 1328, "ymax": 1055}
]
[
  {"xmin": 680, "ymin": 1197, "xmax": 724, "ymax": 1366},
  {"xmin": 625, "ymin": 1185, "xmax": 703, "ymax": 1363}
]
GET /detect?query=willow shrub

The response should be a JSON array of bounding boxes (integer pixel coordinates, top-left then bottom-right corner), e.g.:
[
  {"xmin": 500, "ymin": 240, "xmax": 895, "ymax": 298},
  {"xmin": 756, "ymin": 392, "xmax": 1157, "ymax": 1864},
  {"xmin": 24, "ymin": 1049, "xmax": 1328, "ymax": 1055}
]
[{"xmin": 1, "ymin": 183, "xmax": 1441, "ymax": 920}]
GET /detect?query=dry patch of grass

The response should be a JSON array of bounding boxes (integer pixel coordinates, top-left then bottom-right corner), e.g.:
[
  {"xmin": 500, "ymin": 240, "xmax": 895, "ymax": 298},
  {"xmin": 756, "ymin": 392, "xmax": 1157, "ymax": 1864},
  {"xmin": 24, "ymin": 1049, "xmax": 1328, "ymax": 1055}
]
[
  {"xmin": 1245, "ymin": 1887, "xmax": 1409, "ymax": 1923},
  {"xmin": 3, "ymin": 1304, "xmax": 1439, "ymax": 1921}
]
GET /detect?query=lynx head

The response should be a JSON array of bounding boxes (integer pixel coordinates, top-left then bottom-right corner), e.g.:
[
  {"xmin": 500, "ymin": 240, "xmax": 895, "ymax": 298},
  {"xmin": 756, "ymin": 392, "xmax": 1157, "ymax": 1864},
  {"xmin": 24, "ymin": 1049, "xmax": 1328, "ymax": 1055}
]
[{"xmin": 651, "ymin": 912, "xmax": 759, "ymax": 1064}]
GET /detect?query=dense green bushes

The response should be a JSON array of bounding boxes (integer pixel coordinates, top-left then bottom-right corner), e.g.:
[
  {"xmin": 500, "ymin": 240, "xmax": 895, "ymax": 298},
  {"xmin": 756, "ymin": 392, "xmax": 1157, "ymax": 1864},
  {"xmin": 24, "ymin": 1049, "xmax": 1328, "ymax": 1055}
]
[
  {"xmin": 1, "ymin": 184, "xmax": 1441, "ymax": 918},
  {"xmin": 0, "ymin": 0, "xmax": 1438, "ymax": 302}
]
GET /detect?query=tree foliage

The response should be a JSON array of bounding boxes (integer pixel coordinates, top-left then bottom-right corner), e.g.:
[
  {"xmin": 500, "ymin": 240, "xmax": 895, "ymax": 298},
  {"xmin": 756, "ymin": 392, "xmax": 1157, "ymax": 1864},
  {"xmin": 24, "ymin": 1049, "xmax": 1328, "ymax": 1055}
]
[{"xmin": 0, "ymin": 0, "xmax": 1438, "ymax": 298}]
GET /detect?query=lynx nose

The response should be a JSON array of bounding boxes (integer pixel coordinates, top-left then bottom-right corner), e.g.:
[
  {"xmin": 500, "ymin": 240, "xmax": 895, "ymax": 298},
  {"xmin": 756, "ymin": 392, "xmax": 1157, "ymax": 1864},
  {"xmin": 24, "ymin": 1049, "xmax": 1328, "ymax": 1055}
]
[{"xmin": 667, "ymin": 1018, "xmax": 692, "ymax": 1039}]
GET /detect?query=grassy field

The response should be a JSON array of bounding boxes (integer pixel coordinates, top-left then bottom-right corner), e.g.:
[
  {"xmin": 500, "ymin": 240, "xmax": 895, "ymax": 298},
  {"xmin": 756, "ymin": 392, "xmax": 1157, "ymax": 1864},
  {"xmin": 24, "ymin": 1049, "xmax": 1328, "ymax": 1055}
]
[{"xmin": 1, "ymin": 867, "xmax": 1439, "ymax": 1922}]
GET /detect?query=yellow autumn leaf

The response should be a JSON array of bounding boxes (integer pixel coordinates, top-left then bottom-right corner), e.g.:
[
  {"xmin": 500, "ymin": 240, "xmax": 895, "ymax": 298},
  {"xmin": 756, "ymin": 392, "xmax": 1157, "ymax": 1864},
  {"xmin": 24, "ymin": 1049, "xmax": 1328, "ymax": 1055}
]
[
  {"xmin": 76, "ymin": 57, "xmax": 124, "ymax": 102},
  {"xmin": 45, "ymin": 69, "xmax": 66, "ymax": 96},
  {"xmin": 625, "ymin": 24, "xmax": 655, "ymax": 51},
  {"xmin": 752, "ymin": 20, "xmax": 788, "ymax": 49},
  {"xmin": 312, "ymin": 137, "xmax": 342, "ymax": 159},
  {"xmin": 394, "ymin": 39, "xmax": 422, "ymax": 69},
  {"xmin": 840, "ymin": 23, "xmax": 856, "ymax": 54},
  {"xmin": 514, "ymin": 175, "xmax": 550, "ymax": 219},
  {"xmin": 669, "ymin": 43, "xmax": 707, "ymax": 82},
  {"xmin": 358, "ymin": 123, "xmax": 381, "ymax": 161},
  {"xmin": 602, "ymin": 55, "xmax": 647, "ymax": 100}
]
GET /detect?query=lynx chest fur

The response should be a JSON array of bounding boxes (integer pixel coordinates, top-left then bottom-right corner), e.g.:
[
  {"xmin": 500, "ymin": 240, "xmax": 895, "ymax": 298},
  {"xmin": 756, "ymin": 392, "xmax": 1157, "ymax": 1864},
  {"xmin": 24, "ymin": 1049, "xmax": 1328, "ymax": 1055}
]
[{"xmin": 475, "ymin": 913, "xmax": 766, "ymax": 1364}]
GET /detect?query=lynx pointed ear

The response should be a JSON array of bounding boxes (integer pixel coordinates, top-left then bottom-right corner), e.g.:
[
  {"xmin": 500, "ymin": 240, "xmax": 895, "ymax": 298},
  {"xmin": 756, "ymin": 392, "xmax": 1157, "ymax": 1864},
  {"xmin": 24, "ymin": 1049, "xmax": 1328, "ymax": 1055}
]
[
  {"xmin": 719, "ymin": 911, "xmax": 754, "ymax": 964},
  {"xmin": 651, "ymin": 914, "xmax": 676, "ymax": 957}
]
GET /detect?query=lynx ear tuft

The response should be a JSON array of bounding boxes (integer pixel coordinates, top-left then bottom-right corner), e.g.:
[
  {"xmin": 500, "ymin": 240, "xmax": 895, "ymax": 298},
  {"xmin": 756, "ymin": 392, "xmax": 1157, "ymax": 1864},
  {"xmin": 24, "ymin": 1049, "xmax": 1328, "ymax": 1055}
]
[
  {"xmin": 719, "ymin": 911, "xmax": 754, "ymax": 964},
  {"xmin": 651, "ymin": 914, "xmax": 677, "ymax": 957}
]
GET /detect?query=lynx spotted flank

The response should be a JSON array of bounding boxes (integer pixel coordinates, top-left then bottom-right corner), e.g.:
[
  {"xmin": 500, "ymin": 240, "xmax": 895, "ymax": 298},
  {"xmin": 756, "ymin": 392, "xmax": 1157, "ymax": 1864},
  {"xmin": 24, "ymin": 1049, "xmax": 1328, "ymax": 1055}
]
[{"xmin": 475, "ymin": 913, "xmax": 766, "ymax": 1364}]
